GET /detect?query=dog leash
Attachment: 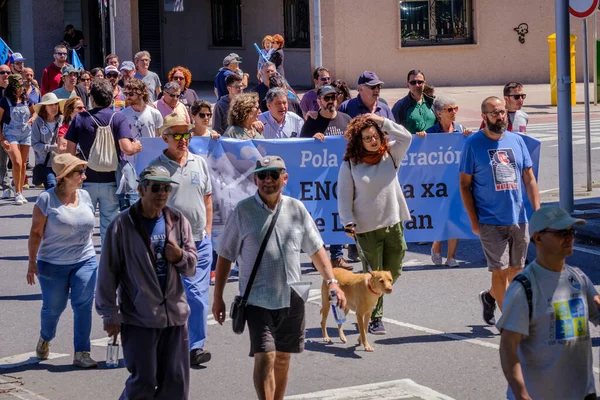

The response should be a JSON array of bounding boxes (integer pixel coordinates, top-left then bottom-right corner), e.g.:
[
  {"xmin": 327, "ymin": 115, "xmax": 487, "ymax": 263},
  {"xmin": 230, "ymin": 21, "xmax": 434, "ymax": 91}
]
[{"xmin": 344, "ymin": 224, "xmax": 373, "ymax": 273}]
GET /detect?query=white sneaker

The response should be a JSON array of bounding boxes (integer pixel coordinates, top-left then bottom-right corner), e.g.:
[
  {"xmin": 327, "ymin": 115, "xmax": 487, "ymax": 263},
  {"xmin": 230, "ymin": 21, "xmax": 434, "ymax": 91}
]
[
  {"xmin": 21, "ymin": 193, "xmax": 28, "ymax": 203},
  {"xmin": 1, "ymin": 188, "xmax": 13, "ymax": 199},
  {"xmin": 445, "ymin": 258, "xmax": 460, "ymax": 268},
  {"xmin": 14, "ymin": 193, "xmax": 24, "ymax": 205}
]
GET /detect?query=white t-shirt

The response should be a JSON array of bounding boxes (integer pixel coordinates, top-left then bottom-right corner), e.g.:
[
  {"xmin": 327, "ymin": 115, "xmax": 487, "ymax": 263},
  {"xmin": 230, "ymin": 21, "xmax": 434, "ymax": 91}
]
[
  {"xmin": 122, "ymin": 106, "xmax": 164, "ymax": 139},
  {"xmin": 497, "ymin": 261, "xmax": 599, "ymax": 400}
]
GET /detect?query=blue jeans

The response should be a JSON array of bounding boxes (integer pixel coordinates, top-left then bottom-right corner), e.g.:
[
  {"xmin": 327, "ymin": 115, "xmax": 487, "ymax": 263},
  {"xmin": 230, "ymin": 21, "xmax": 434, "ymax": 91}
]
[
  {"xmin": 182, "ymin": 236, "xmax": 212, "ymax": 351},
  {"xmin": 37, "ymin": 257, "xmax": 98, "ymax": 352},
  {"xmin": 42, "ymin": 167, "xmax": 56, "ymax": 190},
  {"xmin": 83, "ymin": 182, "xmax": 119, "ymax": 244},
  {"xmin": 330, "ymin": 245, "xmax": 344, "ymax": 260}
]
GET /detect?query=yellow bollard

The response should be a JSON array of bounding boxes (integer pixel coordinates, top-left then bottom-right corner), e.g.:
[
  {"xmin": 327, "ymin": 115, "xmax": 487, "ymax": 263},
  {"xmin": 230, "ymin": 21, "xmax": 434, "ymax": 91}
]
[{"xmin": 547, "ymin": 33, "xmax": 577, "ymax": 106}]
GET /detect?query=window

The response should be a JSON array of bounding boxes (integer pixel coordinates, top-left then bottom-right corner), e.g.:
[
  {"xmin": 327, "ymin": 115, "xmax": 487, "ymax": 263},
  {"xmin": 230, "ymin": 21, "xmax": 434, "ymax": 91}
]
[
  {"xmin": 400, "ymin": 0, "xmax": 473, "ymax": 47},
  {"xmin": 211, "ymin": 0, "xmax": 242, "ymax": 47},
  {"xmin": 284, "ymin": 0, "xmax": 310, "ymax": 48}
]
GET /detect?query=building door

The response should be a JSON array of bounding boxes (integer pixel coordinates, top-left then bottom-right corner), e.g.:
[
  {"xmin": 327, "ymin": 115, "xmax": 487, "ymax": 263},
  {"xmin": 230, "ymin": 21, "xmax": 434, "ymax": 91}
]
[{"xmin": 139, "ymin": 0, "xmax": 163, "ymax": 80}]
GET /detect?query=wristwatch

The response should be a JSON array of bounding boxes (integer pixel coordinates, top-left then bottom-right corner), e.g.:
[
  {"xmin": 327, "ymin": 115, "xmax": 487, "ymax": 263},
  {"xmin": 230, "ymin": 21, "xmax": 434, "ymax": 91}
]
[{"xmin": 326, "ymin": 278, "xmax": 339, "ymax": 286}]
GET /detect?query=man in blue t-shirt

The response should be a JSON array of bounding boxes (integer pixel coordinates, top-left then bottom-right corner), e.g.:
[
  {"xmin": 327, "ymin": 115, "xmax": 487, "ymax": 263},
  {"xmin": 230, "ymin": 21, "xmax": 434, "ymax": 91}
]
[{"xmin": 459, "ymin": 96, "xmax": 540, "ymax": 327}]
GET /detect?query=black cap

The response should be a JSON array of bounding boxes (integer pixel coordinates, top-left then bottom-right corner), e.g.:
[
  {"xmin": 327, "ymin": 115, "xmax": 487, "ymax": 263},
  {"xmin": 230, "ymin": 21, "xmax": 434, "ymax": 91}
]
[{"xmin": 317, "ymin": 85, "xmax": 337, "ymax": 97}]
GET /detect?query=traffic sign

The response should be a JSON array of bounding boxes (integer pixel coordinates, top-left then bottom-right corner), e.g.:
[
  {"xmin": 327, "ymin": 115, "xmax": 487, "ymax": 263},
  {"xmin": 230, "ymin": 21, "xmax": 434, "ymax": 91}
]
[{"xmin": 570, "ymin": 0, "xmax": 599, "ymax": 18}]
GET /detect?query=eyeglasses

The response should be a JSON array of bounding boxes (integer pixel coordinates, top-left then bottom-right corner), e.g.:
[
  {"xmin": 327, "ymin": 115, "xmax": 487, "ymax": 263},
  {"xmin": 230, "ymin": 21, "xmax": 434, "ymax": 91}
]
[
  {"xmin": 166, "ymin": 132, "xmax": 191, "ymax": 141},
  {"xmin": 362, "ymin": 134, "xmax": 379, "ymax": 142},
  {"xmin": 140, "ymin": 59, "xmax": 150, "ymax": 63},
  {"xmin": 76, "ymin": 106, "xmax": 86, "ymax": 111},
  {"xmin": 256, "ymin": 170, "xmax": 281, "ymax": 180},
  {"xmin": 0, "ymin": 71, "xmax": 10, "ymax": 75},
  {"xmin": 165, "ymin": 92, "xmax": 180, "ymax": 98},
  {"xmin": 172, "ymin": 76, "xmax": 185, "ymax": 81},
  {"xmin": 197, "ymin": 113, "xmax": 213, "ymax": 119},
  {"xmin": 323, "ymin": 94, "xmax": 336, "ymax": 102},
  {"xmin": 148, "ymin": 184, "xmax": 173, "ymax": 193},
  {"xmin": 509, "ymin": 94, "xmax": 527, "ymax": 100},
  {"xmin": 445, "ymin": 106, "xmax": 459, "ymax": 113},
  {"xmin": 540, "ymin": 229, "xmax": 576, "ymax": 238},
  {"xmin": 485, "ymin": 110, "xmax": 507, "ymax": 117},
  {"xmin": 409, "ymin": 80, "xmax": 425, "ymax": 86},
  {"xmin": 106, "ymin": 73, "xmax": 119, "ymax": 78},
  {"xmin": 79, "ymin": 78, "xmax": 90, "ymax": 82},
  {"xmin": 230, "ymin": 85, "xmax": 244, "ymax": 90},
  {"xmin": 320, "ymin": 77, "xmax": 331, "ymax": 82},
  {"xmin": 55, "ymin": 52, "xmax": 67, "ymax": 56}
]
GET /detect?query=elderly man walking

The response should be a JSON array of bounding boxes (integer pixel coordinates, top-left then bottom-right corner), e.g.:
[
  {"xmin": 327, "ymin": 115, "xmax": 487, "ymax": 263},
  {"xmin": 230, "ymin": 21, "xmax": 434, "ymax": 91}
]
[
  {"xmin": 96, "ymin": 165, "xmax": 198, "ymax": 400},
  {"xmin": 213, "ymin": 155, "xmax": 346, "ymax": 400},
  {"xmin": 257, "ymin": 88, "xmax": 304, "ymax": 139},
  {"xmin": 153, "ymin": 82, "xmax": 190, "ymax": 123},
  {"xmin": 498, "ymin": 207, "xmax": 598, "ymax": 400},
  {"xmin": 134, "ymin": 51, "xmax": 162, "ymax": 102},
  {"xmin": 338, "ymin": 71, "xmax": 393, "ymax": 119},
  {"xmin": 149, "ymin": 114, "xmax": 214, "ymax": 366}
]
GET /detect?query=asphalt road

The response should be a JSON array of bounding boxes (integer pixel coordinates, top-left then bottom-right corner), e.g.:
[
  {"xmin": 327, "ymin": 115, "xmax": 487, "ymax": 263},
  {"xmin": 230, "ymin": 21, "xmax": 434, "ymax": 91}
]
[{"xmin": 1, "ymin": 124, "xmax": 599, "ymax": 400}]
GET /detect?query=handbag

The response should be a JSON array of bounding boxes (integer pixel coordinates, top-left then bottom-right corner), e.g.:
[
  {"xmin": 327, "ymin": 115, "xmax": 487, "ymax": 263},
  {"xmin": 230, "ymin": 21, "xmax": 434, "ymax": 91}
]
[{"xmin": 230, "ymin": 204, "xmax": 281, "ymax": 334}]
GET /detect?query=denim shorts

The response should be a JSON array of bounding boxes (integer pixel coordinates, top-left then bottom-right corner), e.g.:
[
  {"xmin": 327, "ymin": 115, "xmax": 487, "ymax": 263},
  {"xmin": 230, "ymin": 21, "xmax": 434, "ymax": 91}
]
[{"xmin": 4, "ymin": 132, "xmax": 31, "ymax": 146}]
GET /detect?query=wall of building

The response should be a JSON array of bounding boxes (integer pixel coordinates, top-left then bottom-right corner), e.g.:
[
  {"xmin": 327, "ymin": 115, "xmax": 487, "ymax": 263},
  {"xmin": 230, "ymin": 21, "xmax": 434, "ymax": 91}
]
[
  {"xmin": 319, "ymin": 0, "xmax": 600, "ymax": 88},
  {"xmin": 160, "ymin": 0, "xmax": 311, "ymax": 87}
]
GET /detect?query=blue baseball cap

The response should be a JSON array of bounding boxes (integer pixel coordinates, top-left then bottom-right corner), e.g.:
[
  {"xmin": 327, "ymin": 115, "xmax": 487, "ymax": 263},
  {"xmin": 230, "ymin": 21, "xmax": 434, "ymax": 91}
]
[{"xmin": 9, "ymin": 53, "xmax": 25, "ymax": 63}]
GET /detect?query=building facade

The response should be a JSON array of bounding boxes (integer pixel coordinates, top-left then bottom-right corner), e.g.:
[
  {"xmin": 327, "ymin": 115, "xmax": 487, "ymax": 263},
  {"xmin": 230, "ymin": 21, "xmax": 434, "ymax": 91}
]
[{"xmin": 1, "ymin": 0, "xmax": 598, "ymax": 89}]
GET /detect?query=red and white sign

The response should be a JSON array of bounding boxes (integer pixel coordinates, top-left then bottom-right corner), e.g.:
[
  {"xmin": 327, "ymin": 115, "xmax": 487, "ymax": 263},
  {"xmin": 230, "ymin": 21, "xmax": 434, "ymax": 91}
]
[{"xmin": 570, "ymin": 0, "xmax": 599, "ymax": 18}]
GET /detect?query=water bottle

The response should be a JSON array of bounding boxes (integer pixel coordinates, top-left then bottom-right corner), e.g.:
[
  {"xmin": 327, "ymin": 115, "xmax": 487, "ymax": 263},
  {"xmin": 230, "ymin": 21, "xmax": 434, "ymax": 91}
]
[{"xmin": 330, "ymin": 290, "xmax": 346, "ymax": 324}]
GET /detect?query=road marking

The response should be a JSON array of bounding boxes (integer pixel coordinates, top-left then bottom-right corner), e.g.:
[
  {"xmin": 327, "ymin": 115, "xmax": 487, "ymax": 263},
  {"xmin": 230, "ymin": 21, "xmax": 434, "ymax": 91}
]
[
  {"xmin": 207, "ymin": 314, "xmax": 230, "ymax": 325},
  {"xmin": 0, "ymin": 352, "xmax": 69, "ymax": 369},
  {"xmin": 90, "ymin": 337, "xmax": 120, "ymax": 348},
  {"xmin": 0, "ymin": 376, "xmax": 52, "ymax": 400},
  {"xmin": 285, "ymin": 378, "xmax": 455, "ymax": 399},
  {"xmin": 539, "ymin": 188, "xmax": 559, "ymax": 194},
  {"xmin": 573, "ymin": 245, "xmax": 600, "ymax": 256}
]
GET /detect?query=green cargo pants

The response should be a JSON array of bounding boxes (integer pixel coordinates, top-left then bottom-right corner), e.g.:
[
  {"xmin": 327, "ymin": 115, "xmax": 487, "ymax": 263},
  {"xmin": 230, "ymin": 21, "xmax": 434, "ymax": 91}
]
[{"xmin": 356, "ymin": 222, "xmax": 407, "ymax": 319}]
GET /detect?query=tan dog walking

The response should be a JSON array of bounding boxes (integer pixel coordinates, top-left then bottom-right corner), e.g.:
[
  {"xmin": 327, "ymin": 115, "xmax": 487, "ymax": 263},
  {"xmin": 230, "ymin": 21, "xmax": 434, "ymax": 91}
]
[{"xmin": 320, "ymin": 268, "xmax": 393, "ymax": 352}]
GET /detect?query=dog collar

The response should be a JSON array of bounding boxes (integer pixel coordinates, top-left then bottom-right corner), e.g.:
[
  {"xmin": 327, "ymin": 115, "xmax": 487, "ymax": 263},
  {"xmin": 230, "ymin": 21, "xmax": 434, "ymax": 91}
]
[{"xmin": 368, "ymin": 282, "xmax": 381, "ymax": 296}]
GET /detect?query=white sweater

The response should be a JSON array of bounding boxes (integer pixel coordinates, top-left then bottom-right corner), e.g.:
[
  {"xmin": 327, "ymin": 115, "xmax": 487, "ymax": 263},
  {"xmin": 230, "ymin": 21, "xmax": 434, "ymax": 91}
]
[{"xmin": 337, "ymin": 119, "xmax": 412, "ymax": 234}]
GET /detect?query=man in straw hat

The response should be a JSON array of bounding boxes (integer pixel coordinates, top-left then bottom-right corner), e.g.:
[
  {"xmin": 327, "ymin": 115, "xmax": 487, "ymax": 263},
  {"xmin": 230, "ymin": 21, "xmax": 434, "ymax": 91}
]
[
  {"xmin": 96, "ymin": 164, "xmax": 198, "ymax": 399},
  {"xmin": 497, "ymin": 206, "xmax": 599, "ymax": 400},
  {"xmin": 149, "ymin": 113, "xmax": 214, "ymax": 366}
]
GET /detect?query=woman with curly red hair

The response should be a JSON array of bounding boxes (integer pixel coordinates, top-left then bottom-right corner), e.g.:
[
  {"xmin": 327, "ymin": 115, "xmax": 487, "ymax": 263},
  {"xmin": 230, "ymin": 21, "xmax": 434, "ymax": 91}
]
[
  {"xmin": 270, "ymin": 34, "xmax": 285, "ymax": 78},
  {"xmin": 337, "ymin": 114, "xmax": 412, "ymax": 335},
  {"xmin": 165, "ymin": 66, "xmax": 199, "ymax": 112}
]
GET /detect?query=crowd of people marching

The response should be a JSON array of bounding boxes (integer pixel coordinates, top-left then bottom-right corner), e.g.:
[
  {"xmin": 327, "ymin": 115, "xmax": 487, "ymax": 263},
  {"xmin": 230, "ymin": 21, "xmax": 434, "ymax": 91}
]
[{"xmin": 0, "ymin": 30, "xmax": 597, "ymax": 400}]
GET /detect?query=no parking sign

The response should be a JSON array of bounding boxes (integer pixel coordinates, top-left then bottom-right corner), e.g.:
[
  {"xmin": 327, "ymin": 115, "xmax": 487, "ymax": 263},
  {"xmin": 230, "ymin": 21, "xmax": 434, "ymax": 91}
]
[{"xmin": 570, "ymin": 0, "xmax": 598, "ymax": 18}]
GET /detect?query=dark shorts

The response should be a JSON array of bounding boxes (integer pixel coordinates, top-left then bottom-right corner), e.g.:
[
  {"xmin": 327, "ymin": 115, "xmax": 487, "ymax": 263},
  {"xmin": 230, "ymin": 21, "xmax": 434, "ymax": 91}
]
[
  {"xmin": 479, "ymin": 223, "xmax": 530, "ymax": 271},
  {"xmin": 246, "ymin": 290, "xmax": 305, "ymax": 357}
]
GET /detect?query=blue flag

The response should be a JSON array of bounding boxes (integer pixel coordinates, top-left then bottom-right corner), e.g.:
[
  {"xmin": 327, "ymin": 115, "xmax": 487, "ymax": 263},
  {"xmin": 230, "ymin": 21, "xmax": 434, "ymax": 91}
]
[
  {"xmin": 71, "ymin": 49, "xmax": 84, "ymax": 71},
  {"xmin": 0, "ymin": 37, "xmax": 13, "ymax": 65}
]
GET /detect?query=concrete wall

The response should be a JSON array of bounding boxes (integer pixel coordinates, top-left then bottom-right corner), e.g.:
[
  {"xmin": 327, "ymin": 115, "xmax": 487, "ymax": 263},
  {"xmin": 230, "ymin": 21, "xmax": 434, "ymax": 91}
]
[
  {"xmin": 115, "ymin": 0, "xmax": 139, "ymax": 60},
  {"xmin": 160, "ymin": 0, "xmax": 312, "ymax": 87},
  {"xmin": 319, "ymin": 0, "xmax": 600, "ymax": 88}
]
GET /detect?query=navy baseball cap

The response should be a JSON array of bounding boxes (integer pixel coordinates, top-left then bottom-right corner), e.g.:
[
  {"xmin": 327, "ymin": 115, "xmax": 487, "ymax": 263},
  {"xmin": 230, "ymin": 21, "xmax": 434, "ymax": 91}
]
[{"xmin": 358, "ymin": 71, "xmax": 384, "ymax": 86}]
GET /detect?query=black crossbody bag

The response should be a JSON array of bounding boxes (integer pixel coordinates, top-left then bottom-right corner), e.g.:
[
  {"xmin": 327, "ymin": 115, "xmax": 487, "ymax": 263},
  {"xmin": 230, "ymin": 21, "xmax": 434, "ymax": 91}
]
[{"xmin": 230, "ymin": 205, "xmax": 281, "ymax": 334}]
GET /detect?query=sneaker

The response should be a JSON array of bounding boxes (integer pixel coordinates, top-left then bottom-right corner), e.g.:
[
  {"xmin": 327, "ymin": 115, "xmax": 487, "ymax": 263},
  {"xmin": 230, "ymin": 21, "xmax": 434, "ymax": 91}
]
[
  {"xmin": 347, "ymin": 245, "xmax": 360, "ymax": 263},
  {"xmin": 368, "ymin": 318, "xmax": 386, "ymax": 335},
  {"xmin": 21, "ymin": 193, "xmax": 28, "ymax": 203},
  {"xmin": 445, "ymin": 258, "xmax": 460, "ymax": 268},
  {"xmin": 14, "ymin": 193, "xmax": 24, "ymax": 205},
  {"xmin": 210, "ymin": 271, "xmax": 216, "ymax": 286},
  {"xmin": 36, "ymin": 337, "xmax": 50, "ymax": 360},
  {"xmin": 190, "ymin": 349, "xmax": 211, "ymax": 366},
  {"xmin": 1, "ymin": 188, "xmax": 13, "ymax": 199},
  {"xmin": 431, "ymin": 249, "xmax": 443, "ymax": 266},
  {"xmin": 479, "ymin": 290, "xmax": 497, "ymax": 326},
  {"xmin": 73, "ymin": 351, "xmax": 98, "ymax": 368},
  {"xmin": 332, "ymin": 257, "xmax": 353, "ymax": 271}
]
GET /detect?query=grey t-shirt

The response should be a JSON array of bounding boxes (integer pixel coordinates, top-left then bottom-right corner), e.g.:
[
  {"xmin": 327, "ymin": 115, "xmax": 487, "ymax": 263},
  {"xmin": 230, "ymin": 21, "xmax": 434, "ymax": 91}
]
[
  {"xmin": 36, "ymin": 189, "xmax": 96, "ymax": 264},
  {"xmin": 497, "ymin": 261, "xmax": 599, "ymax": 400},
  {"xmin": 122, "ymin": 106, "xmax": 164, "ymax": 139},
  {"xmin": 509, "ymin": 110, "xmax": 529, "ymax": 133},
  {"xmin": 149, "ymin": 152, "xmax": 212, "ymax": 242},
  {"xmin": 134, "ymin": 71, "xmax": 162, "ymax": 103}
]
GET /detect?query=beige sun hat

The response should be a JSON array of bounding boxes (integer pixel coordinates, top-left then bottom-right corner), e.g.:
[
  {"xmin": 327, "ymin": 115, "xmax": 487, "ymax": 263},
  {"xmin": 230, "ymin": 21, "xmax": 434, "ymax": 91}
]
[
  {"xmin": 158, "ymin": 113, "xmax": 195, "ymax": 136},
  {"xmin": 34, "ymin": 93, "xmax": 66, "ymax": 115},
  {"xmin": 52, "ymin": 153, "xmax": 88, "ymax": 180}
]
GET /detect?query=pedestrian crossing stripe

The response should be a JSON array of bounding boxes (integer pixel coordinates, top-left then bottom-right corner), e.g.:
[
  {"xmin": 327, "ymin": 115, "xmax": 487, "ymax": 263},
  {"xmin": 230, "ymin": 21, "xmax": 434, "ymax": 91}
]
[{"xmin": 284, "ymin": 378, "xmax": 455, "ymax": 399}]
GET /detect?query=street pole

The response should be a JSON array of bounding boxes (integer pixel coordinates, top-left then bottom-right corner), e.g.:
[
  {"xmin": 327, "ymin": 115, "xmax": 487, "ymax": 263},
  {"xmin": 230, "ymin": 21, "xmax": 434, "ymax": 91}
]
[
  {"xmin": 556, "ymin": 0, "xmax": 574, "ymax": 212},
  {"xmin": 313, "ymin": 0, "xmax": 322, "ymax": 68},
  {"xmin": 583, "ymin": 18, "xmax": 593, "ymax": 191},
  {"xmin": 109, "ymin": 0, "xmax": 117, "ymax": 54},
  {"xmin": 594, "ymin": 16, "xmax": 598, "ymax": 105}
]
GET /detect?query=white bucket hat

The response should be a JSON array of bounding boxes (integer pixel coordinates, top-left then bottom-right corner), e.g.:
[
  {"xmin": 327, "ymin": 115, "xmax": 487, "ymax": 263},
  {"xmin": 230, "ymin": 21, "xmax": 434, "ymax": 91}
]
[{"xmin": 34, "ymin": 93, "xmax": 66, "ymax": 115}]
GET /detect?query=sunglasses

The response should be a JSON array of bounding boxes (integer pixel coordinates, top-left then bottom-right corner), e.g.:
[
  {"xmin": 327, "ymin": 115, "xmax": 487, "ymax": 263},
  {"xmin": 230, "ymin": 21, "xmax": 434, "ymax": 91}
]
[
  {"xmin": 322, "ymin": 94, "xmax": 336, "ymax": 102},
  {"xmin": 106, "ymin": 73, "xmax": 119, "ymax": 78},
  {"xmin": 165, "ymin": 92, "xmax": 180, "ymax": 98},
  {"xmin": 166, "ymin": 132, "xmax": 191, "ymax": 141},
  {"xmin": 197, "ymin": 112, "xmax": 213, "ymax": 119},
  {"xmin": 172, "ymin": 76, "xmax": 185, "ymax": 81},
  {"xmin": 256, "ymin": 170, "xmax": 281, "ymax": 180},
  {"xmin": 485, "ymin": 110, "xmax": 507, "ymax": 117},
  {"xmin": 124, "ymin": 91, "xmax": 138, "ymax": 97},
  {"xmin": 72, "ymin": 168, "xmax": 86, "ymax": 176},
  {"xmin": 0, "ymin": 71, "xmax": 10, "ymax": 75},
  {"xmin": 148, "ymin": 184, "xmax": 173, "ymax": 193},
  {"xmin": 540, "ymin": 228, "xmax": 576, "ymax": 238},
  {"xmin": 366, "ymin": 85, "xmax": 381, "ymax": 91},
  {"xmin": 445, "ymin": 106, "xmax": 459, "ymax": 113},
  {"xmin": 509, "ymin": 94, "xmax": 527, "ymax": 100},
  {"xmin": 55, "ymin": 52, "xmax": 67, "ymax": 56},
  {"xmin": 76, "ymin": 106, "xmax": 86, "ymax": 111},
  {"xmin": 320, "ymin": 77, "xmax": 331, "ymax": 82},
  {"xmin": 14, "ymin": 84, "xmax": 23, "ymax": 89},
  {"xmin": 409, "ymin": 80, "xmax": 425, "ymax": 85}
]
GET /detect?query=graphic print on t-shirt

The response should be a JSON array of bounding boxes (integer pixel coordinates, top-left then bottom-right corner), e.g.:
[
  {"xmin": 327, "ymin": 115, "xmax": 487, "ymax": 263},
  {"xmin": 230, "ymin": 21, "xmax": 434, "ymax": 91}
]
[
  {"xmin": 324, "ymin": 125, "xmax": 344, "ymax": 136},
  {"xmin": 554, "ymin": 298, "xmax": 587, "ymax": 340},
  {"xmin": 152, "ymin": 233, "xmax": 168, "ymax": 288},
  {"xmin": 487, "ymin": 148, "xmax": 518, "ymax": 191}
]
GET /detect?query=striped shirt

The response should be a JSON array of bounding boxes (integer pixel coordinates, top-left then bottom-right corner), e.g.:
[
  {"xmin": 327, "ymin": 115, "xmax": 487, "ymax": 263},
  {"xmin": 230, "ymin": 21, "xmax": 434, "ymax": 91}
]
[
  {"xmin": 258, "ymin": 111, "xmax": 304, "ymax": 139},
  {"xmin": 216, "ymin": 193, "xmax": 324, "ymax": 309}
]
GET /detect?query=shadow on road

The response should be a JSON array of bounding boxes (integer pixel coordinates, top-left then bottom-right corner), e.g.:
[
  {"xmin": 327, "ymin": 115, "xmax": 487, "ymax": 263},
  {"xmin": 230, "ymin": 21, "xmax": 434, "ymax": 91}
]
[
  {"xmin": 0, "ymin": 256, "xmax": 28, "ymax": 261},
  {"xmin": 0, "ymin": 293, "xmax": 41, "ymax": 301},
  {"xmin": 0, "ymin": 235, "xmax": 29, "ymax": 241}
]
